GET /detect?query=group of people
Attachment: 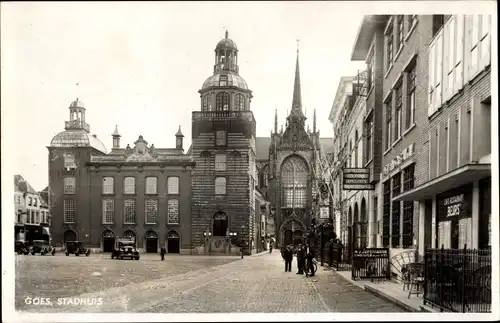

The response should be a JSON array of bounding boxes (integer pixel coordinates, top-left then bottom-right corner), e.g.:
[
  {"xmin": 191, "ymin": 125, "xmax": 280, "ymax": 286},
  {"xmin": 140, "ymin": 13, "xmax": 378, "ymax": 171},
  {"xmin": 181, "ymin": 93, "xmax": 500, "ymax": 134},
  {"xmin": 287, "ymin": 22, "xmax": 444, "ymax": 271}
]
[{"xmin": 281, "ymin": 244, "xmax": 315, "ymax": 277}]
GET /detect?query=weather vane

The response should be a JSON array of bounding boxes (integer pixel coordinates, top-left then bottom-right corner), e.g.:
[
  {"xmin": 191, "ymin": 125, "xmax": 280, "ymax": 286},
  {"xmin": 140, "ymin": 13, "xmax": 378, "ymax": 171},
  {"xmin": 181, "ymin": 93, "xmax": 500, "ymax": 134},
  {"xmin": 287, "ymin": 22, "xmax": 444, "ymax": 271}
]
[
  {"xmin": 76, "ymin": 82, "xmax": 80, "ymax": 99},
  {"xmin": 296, "ymin": 38, "xmax": 300, "ymax": 53}
]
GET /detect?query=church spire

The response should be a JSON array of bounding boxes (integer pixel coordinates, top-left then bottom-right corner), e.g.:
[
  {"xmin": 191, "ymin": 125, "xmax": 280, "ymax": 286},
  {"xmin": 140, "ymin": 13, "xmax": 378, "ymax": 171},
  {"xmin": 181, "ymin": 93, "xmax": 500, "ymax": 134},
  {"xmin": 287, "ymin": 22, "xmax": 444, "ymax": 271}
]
[
  {"xmin": 289, "ymin": 39, "xmax": 305, "ymax": 120},
  {"xmin": 274, "ymin": 109, "xmax": 278, "ymax": 133}
]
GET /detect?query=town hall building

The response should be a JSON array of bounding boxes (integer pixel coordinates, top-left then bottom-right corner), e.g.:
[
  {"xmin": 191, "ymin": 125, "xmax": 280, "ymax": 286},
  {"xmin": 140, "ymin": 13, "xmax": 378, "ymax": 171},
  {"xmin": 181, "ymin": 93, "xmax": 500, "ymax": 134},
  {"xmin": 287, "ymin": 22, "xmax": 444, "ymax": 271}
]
[{"xmin": 47, "ymin": 31, "xmax": 334, "ymax": 254}]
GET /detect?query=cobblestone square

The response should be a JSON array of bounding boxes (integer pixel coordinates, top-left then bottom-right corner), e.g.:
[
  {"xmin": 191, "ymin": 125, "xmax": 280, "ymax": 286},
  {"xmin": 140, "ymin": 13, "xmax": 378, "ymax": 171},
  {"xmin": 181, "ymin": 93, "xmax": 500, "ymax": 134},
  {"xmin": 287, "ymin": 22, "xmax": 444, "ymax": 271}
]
[{"xmin": 17, "ymin": 252, "xmax": 404, "ymax": 313}]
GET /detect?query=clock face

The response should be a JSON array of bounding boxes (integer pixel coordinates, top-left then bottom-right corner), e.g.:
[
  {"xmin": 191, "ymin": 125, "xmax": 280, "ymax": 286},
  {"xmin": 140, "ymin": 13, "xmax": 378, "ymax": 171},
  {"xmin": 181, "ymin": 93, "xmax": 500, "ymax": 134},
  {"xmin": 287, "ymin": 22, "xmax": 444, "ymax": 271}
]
[{"xmin": 292, "ymin": 135, "xmax": 298, "ymax": 142}]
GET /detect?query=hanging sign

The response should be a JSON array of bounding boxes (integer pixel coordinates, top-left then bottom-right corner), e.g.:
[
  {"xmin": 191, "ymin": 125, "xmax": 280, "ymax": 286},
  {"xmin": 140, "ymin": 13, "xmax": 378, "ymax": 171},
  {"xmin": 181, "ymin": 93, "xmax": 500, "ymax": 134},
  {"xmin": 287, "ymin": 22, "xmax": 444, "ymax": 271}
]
[{"xmin": 343, "ymin": 168, "xmax": 374, "ymax": 190}]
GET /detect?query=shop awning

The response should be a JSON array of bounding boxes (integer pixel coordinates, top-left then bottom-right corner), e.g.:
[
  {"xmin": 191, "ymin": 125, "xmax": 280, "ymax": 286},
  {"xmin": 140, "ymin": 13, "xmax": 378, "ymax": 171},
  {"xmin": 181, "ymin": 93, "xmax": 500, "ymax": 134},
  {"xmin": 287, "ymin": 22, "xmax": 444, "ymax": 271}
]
[{"xmin": 393, "ymin": 163, "xmax": 491, "ymax": 201}]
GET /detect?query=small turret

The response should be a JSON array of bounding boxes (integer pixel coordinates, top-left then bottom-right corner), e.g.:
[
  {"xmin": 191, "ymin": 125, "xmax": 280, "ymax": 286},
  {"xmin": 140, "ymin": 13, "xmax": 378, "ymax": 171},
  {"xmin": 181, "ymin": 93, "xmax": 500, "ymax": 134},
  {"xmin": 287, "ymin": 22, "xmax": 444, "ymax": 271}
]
[
  {"xmin": 112, "ymin": 125, "xmax": 121, "ymax": 149},
  {"xmin": 175, "ymin": 126, "xmax": 184, "ymax": 150}
]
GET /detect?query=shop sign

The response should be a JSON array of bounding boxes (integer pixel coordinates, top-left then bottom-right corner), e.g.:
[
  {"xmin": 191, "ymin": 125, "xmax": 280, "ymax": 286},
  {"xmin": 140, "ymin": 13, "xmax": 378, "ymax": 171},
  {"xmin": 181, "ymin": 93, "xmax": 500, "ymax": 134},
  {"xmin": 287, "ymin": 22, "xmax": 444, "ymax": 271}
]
[
  {"xmin": 383, "ymin": 143, "xmax": 414, "ymax": 176},
  {"xmin": 343, "ymin": 168, "xmax": 374, "ymax": 190},
  {"xmin": 437, "ymin": 185, "xmax": 472, "ymax": 221}
]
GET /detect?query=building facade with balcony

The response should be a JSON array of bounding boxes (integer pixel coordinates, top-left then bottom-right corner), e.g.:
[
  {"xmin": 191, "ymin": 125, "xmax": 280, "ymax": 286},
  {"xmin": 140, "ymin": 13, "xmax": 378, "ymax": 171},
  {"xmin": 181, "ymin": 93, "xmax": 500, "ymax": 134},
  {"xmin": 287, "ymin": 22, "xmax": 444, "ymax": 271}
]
[{"xmin": 394, "ymin": 14, "xmax": 492, "ymax": 256}]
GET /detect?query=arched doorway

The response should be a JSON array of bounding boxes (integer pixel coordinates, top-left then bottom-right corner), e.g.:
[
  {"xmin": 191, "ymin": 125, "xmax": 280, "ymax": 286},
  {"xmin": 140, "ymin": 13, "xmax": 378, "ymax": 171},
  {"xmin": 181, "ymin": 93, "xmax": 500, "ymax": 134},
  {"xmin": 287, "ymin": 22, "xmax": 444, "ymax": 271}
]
[
  {"xmin": 213, "ymin": 211, "xmax": 228, "ymax": 237},
  {"xmin": 102, "ymin": 230, "xmax": 115, "ymax": 252},
  {"xmin": 63, "ymin": 230, "xmax": 77, "ymax": 247},
  {"xmin": 293, "ymin": 230, "xmax": 303, "ymax": 247},
  {"xmin": 145, "ymin": 231, "xmax": 158, "ymax": 253},
  {"xmin": 284, "ymin": 230, "xmax": 293, "ymax": 246},
  {"xmin": 167, "ymin": 231, "xmax": 180, "ymax": 254}
]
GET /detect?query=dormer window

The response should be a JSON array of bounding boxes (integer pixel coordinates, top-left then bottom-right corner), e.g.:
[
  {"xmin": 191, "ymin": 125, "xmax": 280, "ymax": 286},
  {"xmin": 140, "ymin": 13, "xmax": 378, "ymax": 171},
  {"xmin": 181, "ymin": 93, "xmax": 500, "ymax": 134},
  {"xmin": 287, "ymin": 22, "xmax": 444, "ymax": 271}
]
[{"xmin": 219, "ymin": 75, "xmax": 228, "ymax": 86}]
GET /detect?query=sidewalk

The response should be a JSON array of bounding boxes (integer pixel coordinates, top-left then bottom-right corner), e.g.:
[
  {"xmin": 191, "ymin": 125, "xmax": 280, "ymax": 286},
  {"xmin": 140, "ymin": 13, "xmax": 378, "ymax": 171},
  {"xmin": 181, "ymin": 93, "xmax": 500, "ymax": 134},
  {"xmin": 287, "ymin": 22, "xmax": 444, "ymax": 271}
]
[{"xmin": 331, "ymin": 268, "xmax": 427, "ymax": 312}]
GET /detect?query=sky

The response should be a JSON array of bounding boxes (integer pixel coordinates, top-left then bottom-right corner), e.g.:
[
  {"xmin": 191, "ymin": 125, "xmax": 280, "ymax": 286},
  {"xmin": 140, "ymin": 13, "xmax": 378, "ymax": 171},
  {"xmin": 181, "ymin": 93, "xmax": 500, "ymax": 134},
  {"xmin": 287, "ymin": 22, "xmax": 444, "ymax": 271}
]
[{"xmin": 1, "ymin": 1, "xmax": 496, "ymax": 192}]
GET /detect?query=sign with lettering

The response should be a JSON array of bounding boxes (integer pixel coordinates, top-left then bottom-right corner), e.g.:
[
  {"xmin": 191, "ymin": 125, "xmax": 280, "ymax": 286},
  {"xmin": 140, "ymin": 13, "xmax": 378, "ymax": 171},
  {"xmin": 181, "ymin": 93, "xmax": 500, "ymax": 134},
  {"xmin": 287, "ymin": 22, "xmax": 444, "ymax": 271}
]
[
  {"xmin": 320, "ymin": 207, "xmax": 330, "ymax": 219},
  {"xmin": 437, "ymin": 185, "xmax": 472, "ymax": 221},
  {"xmin": 383, "ymin": 143, "xmax": 415, "ymax": 176},
  {"xmin": 353, "ymin": 248, "xmax": 389, "ymax": 258},
  {"xmin": 343, "ymin": 168, "xmax": 374, "ymax": 190}
]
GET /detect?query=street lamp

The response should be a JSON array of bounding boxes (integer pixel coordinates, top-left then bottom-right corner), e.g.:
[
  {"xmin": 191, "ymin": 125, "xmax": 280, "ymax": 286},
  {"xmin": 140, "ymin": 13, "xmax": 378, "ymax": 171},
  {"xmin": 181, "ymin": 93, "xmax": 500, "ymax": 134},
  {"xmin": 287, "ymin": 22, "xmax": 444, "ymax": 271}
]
[{"xmin": 203, "ymin": 229, "xmax": 212, "ymax": 237}]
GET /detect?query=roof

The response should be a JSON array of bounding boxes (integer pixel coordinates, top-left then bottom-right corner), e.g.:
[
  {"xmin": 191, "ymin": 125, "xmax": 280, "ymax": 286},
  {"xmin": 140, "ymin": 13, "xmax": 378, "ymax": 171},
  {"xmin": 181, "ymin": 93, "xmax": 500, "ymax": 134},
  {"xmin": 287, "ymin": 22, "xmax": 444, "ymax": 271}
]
[
  {"xmin": 351, "ymin": 15, "xmax": 389, "ymax": 61},
  {"xmin": 255, "ymin": 137, "xmax": 272, "ymax": 160},
  {"xmin": 14, "ymin": 175, "xmax": 37, "ymax": 194},
  {"xmin": 69, "ymin": 98, "xmax": 85, "ymax": 109},
  {"xmin": 175, "ymin": 126, "xmax": 184, "ymax": 137},
  {"xmin": 216, "ymin": 31, "xmax": 238, "ymax": 51},
  {"xmin": 202, "ymin": 72, "xmax": 248, "ymax": 91},
  {"xmin": 50, "ymin": 129, "xmax": 108, "ymax": 154},
  {"xmin": 329, "ymin": 76, "xmax": 354, "ymax": 122}
]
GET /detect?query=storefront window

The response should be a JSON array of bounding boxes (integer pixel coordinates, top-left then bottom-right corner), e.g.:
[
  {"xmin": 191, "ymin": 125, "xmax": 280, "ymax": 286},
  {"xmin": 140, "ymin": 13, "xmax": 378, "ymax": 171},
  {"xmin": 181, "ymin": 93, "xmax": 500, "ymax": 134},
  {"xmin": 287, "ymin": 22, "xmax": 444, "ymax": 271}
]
[
  {"xmin": 479, "ymin": 177, "xmax": 491, "ymax": 249},
  {"xmin": 436, "ymin": 184, "xmax": 473, "ymax": 249}
]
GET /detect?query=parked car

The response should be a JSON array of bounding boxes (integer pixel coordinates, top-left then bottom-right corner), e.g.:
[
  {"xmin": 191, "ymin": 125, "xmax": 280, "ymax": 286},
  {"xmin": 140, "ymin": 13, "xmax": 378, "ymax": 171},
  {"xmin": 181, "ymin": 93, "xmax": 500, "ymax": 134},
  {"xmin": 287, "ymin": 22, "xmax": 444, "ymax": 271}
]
[
  {"xmin": 111, "ymin": 237, "xmax": 140, "ymax": 260},
  {"xmin": 15, "ymin": 240, "xmax": 30, "ymax": 255},
  {"xmin": 65, "ymin": 241, "xmax": 90, "ymax": 256},
  {"xmin": 30, "ymin": 240, "xmax": 56, "ymax": 255}
]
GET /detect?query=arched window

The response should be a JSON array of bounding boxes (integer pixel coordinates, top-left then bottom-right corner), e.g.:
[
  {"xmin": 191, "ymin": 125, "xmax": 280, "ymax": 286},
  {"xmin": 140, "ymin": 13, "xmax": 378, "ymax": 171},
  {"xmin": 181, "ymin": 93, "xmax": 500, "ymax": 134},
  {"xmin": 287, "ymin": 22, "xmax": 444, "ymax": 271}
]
[
  {"xmin": 262, "ymin": 165, "xmax": 269, "ymax": 187},
  {"xmin": 216, "ymin": 92, "xmax": 230, "ymax": 111},
  {"xmin": 213, "ymin": 211, "xmax": 228, "ymax": 236},
  {"xmin": 281, "ymin": 156, "xmax": 308, "ymax": 208},
  {"xmin": 234, "ymin": 94, "xmax": 245, "ymax": 111},
  {"xmin": 202, "ymin": 94, "xmax": 212, "ymax": 111}
]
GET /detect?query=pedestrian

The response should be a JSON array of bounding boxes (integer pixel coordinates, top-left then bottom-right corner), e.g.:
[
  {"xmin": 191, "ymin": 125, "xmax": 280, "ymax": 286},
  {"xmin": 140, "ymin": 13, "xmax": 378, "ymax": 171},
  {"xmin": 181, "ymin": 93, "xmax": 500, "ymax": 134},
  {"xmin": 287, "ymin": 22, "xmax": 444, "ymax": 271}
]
[
  {"xmin": 296, "ymin": 244, "xmax": 306, "ymax": 275},
  {"xmin": 283, "ymin": 245, "xmax": 293, "ymax": 272},
  {"xmin": 269, "ymin": 242, "xmax": 273, "ymax": 253},
  {"xmin": 160, "ymin": 247, "xmax": 166, "ymax": 261},
  {"xmin": 305, "ymin": 247, "xmax": 315, "ymax": 277}
]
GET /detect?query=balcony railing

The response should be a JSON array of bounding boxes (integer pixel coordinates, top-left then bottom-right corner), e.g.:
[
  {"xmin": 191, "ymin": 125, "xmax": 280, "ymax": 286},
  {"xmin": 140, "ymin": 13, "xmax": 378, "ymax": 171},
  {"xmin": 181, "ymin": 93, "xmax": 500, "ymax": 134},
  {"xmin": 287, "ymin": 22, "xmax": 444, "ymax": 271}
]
[
  {"xmin": 192, "ymin": 111, "xmax": 254, "ymax": 122},
  {"xmin": 65, "ymin": 120, "xmax": 90, "ymax": 132}
]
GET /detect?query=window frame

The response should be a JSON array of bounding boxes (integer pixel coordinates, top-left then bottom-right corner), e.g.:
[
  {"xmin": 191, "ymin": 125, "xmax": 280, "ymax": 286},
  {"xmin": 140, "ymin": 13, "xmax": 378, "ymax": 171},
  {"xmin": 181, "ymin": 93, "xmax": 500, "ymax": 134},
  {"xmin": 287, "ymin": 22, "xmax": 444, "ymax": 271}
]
[
  {"xmin": 145, "ymin": 198, "xmax": 158, "ymax": 224},
  {"xmin": 216, "ymin": 92, "xmax": 230, "ymax": 111},
  {"xmin": 145, "ymin": 176, "xmax": 158, "ymax": 195},
  {"xmin": 102, "ymin": 198, "xmax": 115, "ymax": 224},
  {"xmin": 391, "ymin": 173, "xmax": 402, "ymax": 248},
  {"xmin": 167, "ymin": 198, "xmax": 180, "ymax": 224},
  {"xmin": 385, "ymin": 98, "xmax": 393, "ymax": 150},
  {"xmin": 64, "ymin": 198, "xmax": 76, "ymax": 224},
  {"xmin": 406, "ymin": 64, "xmax": 417, "ymax": 128},
  {"xmin": 102, "ymin": 177, "xmax": 115, "ymax": 195},
  {"xmin": 167, "ymin": 176, "xmax": 180, "ymax": 195},
  {"xmin": 397, "ymin": 15, "xmax": 405, "ymax": 52},
  {"xmin": 123, "ymin": 199, "xmax": 136, "ymax": 224},
  {"xmin": 394, "ymin": 83, "xmax": 403, "ymax": 141},
  {"xmin": 382, "ymin": 181, "xmax": 391, "ymax": 247},
  {"xmin": 64, "ymin": 176, "xmax": 76, "ymax": 194},
  {"xmin": 215, "ymin": 177, "xmax": 227, "ymax": 195},
  {"xmin": 123, "ymin": 176, "xmax": 136, "ymax": 195},
  {"xmin": 385, "ymin": 24, "xmax": 394, "ymax": 70},
  {"xmin": 215, "ymin": 153, "xmax": 227, "ymax": 171},
  {"xmin": 235, "ymin": 93, "xmax": 245, "ymax": 111},
  {"xmin": 215, "ymin": 130, "xmax": 227, "ymax": 147}
]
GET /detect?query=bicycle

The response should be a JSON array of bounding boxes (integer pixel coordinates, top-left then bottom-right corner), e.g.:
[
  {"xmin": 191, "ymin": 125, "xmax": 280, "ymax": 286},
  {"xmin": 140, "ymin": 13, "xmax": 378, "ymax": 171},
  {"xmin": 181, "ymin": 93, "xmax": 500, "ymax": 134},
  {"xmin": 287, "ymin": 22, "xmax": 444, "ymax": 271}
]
[{"xmin": 305, "ymin": 257, "xmax": 318, "ymax": 276}]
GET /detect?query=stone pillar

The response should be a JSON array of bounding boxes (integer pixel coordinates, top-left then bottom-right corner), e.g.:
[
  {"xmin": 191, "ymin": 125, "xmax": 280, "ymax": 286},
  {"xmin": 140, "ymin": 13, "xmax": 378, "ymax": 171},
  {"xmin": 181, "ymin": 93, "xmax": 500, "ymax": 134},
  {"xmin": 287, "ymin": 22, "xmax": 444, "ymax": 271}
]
[
  {"xmin": 418, "ymin": 201, "xmax": 426, "ymax": 261},
  {"xmin": 431, "ymin": 198, "xmax": 437, "ymax": 248},
  {"xmin": 471, "ymin": 180, "xmax": 480, "ymax": 249}
]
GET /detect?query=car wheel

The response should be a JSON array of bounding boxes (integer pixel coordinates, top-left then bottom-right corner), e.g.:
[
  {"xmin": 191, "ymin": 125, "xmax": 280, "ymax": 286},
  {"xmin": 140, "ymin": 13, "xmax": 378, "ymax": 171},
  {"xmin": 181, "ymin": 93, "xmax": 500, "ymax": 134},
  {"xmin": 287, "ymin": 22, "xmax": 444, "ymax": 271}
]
[
  {"xmin": 31, "ymin": 252, "xmax": 35, "ymax": 255},
  {"xmin": 75, "ymin": 252, "xmax": 80, "ymax": 256},
  {"xmin": 65, "ymin": 252, "xmax": 69, "ymax": 256},
  {"xmin": 85, "ymin": 252, "xmax": 90, "ymax": 257},
  {"xmin": 52, "ymin": 250, "xmax": 55, "ymax": 256},
  {"xmin": 24, "ymin": 251, "xmax": 29, "ymax": 255},
  {"xmin": 136, "ymin": 257, "xmax": 140, "ymax": 260},
  {"xmin": 41, "ymin": 251, "xmax": 45, "ymax": 256},
  {"xmin": 17, "ymin": 251, "xmax": 22, "ymax": 255}
]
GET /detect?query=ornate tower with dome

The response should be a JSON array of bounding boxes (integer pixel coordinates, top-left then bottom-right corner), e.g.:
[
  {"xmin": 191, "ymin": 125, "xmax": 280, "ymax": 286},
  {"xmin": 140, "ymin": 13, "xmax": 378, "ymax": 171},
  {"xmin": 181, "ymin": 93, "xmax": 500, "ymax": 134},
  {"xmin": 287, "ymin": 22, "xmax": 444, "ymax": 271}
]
[
  {"xmin": 191, "ymin": 31, "xmax": 258, "ymax": 255},
  {"xmin": 47, "ymin": 98, "xmax": 108, "ymax": 246}
]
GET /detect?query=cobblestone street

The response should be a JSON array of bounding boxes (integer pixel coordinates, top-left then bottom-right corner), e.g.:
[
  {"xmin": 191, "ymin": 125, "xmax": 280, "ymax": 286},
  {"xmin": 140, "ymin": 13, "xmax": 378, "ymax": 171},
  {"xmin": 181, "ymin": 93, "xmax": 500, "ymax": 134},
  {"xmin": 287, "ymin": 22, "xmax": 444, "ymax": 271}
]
[{"xmin": 17, "ymin": 251, "xmax": 404, "ymax": 313}]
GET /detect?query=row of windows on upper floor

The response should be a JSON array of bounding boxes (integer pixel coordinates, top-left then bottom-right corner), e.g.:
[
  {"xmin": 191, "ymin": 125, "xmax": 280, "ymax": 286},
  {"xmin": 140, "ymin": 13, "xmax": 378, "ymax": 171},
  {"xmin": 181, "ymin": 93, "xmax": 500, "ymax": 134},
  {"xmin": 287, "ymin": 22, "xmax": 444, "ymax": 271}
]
[
  {"xmin": 15, "ymin": 195, "xmax": 43, "ymax": 207},
  {"xmin": 63, "ymin": 176, "xmax": 181, "ymax": 195},
  {"xmin": 202, "ymin": 92, "xmax": 247, "ymax": 112},
  {"xmin": 17, "ymin": 209, "xmax": 50, "ymax": 225},
  {"xmin": 63, "ymin": 197, "xmax": 181, "ymax": 225}
]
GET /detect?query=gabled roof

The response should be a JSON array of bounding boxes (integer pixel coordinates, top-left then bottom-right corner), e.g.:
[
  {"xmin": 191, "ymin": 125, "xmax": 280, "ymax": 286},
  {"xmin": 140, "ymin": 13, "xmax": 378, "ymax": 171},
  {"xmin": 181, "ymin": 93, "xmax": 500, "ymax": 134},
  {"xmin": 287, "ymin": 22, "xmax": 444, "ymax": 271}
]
[{"xmin": 14, "ymin": 175, "xmax": 37, "ymax": 194}]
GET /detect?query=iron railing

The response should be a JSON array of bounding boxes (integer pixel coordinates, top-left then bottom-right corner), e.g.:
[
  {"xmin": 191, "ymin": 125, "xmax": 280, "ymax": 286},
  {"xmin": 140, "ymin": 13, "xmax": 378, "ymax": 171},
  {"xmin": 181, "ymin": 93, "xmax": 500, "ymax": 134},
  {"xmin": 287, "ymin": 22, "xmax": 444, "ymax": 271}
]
[
  {"xmin": 351, "ymin": 248, "xmax": 390, "ymax": 281},
  {"xmin": 319, "ymin": 242, "xmax": 351, "ymax": 271},
  {"xmin": 423, "ymin": 246, "xmax": 491, "ymax": 313}
]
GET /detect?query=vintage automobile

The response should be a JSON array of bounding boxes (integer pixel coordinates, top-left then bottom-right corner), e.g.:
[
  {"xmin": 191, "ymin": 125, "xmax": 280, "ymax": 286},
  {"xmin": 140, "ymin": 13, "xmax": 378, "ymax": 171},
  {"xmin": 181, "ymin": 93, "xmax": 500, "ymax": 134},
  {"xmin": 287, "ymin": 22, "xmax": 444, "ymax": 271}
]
[
  {"xmin": 30, "ymin": 240, "xmax": 56, "ymax": 255},
  {"xmin": 15, "ymin": 240, "xmax": 30, "ymax": 255},
  {"xmin": 65, "ymin": 241, "xmax": 91, "ymax": 256},
  {"xmin": 111, "ymin": 237, "xmax": 140, "ymax": 260}
]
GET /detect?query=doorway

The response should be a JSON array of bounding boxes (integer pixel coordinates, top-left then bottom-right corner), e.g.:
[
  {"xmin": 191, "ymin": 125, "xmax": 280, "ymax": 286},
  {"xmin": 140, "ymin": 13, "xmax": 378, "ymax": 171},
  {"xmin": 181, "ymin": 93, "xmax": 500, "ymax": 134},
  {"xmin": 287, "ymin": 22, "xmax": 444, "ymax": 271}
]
[
  {"xmin": 284, "ymin": 230, "xmax": 293, "ymax": 246},
  {"xmin": 63, "ymin": 230, "xmax": 77, "ymax": 247},
  {"xmin": 293, "ymin": 230, "xmax": 303, "ymax": 247},
  {"xmin": 102, "ymin": 230, "xmax": 115, "ymax": 253},
  {"xmin": 145, "ymin": 231, "xmax": 158, "ymax": 253},
  {"xmin": 167, "ymin": 231, "xmax": 180, "ymax": 254}
]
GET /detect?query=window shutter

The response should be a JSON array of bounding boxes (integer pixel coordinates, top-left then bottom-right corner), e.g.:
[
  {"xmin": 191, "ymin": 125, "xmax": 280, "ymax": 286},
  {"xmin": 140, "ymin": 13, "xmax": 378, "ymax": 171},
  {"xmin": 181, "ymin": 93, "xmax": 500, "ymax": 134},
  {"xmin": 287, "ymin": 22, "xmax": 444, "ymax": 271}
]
[
  {"xmin": 443, "ymin": 19, "xmax": 453, "ymax": 102},
  {"xmin": 479, "ymin": 15, "xmax": 491, "ymax": 69},
  {"xmin": 454, "ymin": 15, "xmax": 465, "ymax": 90},
  {"xmin": 428, "ymin": 41, "xmax": 436, "ymax": 116},
  {"xmin": 468, "ymin": 15, "xmax": 479, "ymax": 78},
  {"xmin": 435, "ymin": 32, "xmax": 443, "ymax": 110}
]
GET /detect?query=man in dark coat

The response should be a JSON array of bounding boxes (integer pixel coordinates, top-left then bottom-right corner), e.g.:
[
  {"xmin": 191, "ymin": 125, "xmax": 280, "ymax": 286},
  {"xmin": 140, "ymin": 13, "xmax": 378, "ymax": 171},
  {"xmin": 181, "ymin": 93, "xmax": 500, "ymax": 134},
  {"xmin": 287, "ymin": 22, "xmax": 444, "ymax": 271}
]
[
  {"xmin": 283, "ymin": 245, "xmax": 293, "ymax": 272},
  {"xmin": 160, "ymin": 247, "xmax": 166, "ymax": 261},
  {"xmin": 305, "ymin": 247, "xmax": 315, "ymax": 277},
  {"xmin": 296, "ymin": 244, "xmax": 306, "ymax": 275}
]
